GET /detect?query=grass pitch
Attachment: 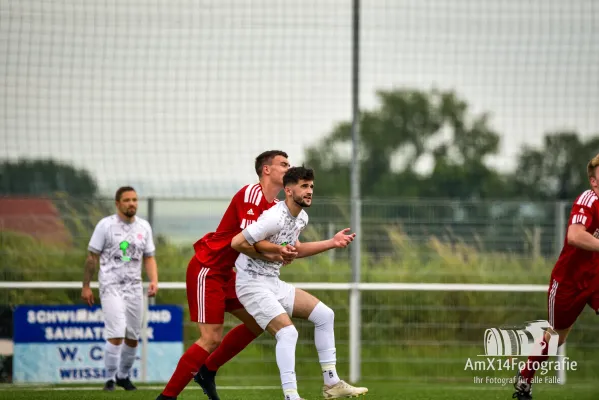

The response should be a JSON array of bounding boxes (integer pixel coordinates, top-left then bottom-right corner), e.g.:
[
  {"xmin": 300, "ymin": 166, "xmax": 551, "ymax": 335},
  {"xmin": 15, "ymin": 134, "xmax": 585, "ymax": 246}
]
[{"xmin": 1, "ymin": 381, "xmax": 597, "ymax": 400}]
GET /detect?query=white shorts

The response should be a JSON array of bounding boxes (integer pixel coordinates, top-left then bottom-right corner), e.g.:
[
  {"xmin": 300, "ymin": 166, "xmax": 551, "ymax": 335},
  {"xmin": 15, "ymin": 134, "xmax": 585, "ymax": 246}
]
[
  {"xmin": 100, "ymin": 283, "xmax": 143, "ymax": 340},
  {"xmin": 235, "ymin": 269, "xmax": 296, "ymax": 330}
]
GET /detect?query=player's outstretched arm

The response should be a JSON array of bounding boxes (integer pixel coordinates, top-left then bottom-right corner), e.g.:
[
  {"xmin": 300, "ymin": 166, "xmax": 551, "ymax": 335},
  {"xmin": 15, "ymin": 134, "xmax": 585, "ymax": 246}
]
[
  {"xmin": 81, "ymin": 251, "xmax": 99, "ymax": 306},
  {"xmin": 567, "ymin": 224, "xmax": 599, "ymax": 252},
  {"xmin": 295, "ymin": 228, "xmax": 356, "ymax": 258},
  {"xmin": 143, "ymin": 256, "xmax": 159, "ymax": 297},
  {"xmin": 231, "ymin": 232, "xmax": 284, "ymax": 263}
]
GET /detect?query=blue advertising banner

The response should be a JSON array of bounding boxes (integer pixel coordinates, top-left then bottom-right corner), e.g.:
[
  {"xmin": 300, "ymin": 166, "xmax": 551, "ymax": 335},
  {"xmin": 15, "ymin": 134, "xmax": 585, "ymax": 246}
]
[{"xmin": 13, "ymin": 305, "xmax": 183, "ymax": 383}]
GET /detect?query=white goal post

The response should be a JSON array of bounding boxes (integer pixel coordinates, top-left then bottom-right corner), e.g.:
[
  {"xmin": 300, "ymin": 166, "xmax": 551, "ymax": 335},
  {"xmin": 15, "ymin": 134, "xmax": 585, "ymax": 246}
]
[{"xmin": 0, "ymin": 281, "xmax": 565, "ymax": 384}]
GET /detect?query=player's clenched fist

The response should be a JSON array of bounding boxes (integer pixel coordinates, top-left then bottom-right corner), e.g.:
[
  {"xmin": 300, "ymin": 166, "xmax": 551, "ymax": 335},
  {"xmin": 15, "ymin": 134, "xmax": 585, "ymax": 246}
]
[{"xmin": 280, "ymin": 244, "xmax": 298, "ymax": 264}]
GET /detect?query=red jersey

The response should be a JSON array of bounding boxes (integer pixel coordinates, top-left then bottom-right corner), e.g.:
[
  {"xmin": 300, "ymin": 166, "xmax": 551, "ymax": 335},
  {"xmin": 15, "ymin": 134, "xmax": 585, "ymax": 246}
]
[
  {"xmin": 193, "ymin": 183, "xmax": 278, "ymax": 271},
  {"xmin": 552, "ymin": 189, "xmax": 599, "ymax": 283}
]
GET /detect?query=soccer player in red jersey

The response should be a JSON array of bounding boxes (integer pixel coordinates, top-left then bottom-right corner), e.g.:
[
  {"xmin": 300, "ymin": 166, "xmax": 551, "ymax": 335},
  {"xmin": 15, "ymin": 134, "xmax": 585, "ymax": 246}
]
[
  {"xmin": 513, "ymin": 154, "xmax": 599, "ymax": 400},
  {"xmin": 156, "ymin": 150, "xmax": 294, "ymax": 400}
]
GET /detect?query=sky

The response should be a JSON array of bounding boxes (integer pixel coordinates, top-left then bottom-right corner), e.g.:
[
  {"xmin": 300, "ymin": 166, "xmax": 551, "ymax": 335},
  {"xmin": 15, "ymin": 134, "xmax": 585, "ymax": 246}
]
[{"xmin": 1, "ymin": 0, "xmax": 598, "ymax": 198}]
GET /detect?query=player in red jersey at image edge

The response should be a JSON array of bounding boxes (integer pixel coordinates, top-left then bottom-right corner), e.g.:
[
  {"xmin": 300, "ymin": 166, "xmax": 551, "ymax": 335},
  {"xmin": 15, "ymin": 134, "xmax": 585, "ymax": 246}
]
[
  {"xmin": 512, "ymin": 153, "xmax": 599, "ymax": 400},
  {"xmin": 156, "ymin": 150, "xmax": 295, "ymax": 400}
]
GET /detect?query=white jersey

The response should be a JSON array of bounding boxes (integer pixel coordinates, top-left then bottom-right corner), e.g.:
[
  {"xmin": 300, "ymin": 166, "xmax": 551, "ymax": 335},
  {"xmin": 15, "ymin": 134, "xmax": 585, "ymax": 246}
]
[
  {"xmin": 235, "ymin": 201, "xmax": 308, "ymax": 277},
  {"xmin": 88, "ymin": 214, "xmax": 155, "ymax": 287}
]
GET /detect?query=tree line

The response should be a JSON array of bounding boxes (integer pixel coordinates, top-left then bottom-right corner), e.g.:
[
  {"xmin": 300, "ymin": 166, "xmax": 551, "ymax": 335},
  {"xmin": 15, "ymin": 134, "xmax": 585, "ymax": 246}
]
[{"xmin": 2, "ymin": 88, "xmax": 598, "ymax": 201}]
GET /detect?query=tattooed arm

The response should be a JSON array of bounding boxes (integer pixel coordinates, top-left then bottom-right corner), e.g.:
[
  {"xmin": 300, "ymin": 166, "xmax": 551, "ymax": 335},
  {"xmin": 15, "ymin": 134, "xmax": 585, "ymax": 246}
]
[{"xmin": 81, "ymin": 251, "xmax": 99, "ymax": 306}]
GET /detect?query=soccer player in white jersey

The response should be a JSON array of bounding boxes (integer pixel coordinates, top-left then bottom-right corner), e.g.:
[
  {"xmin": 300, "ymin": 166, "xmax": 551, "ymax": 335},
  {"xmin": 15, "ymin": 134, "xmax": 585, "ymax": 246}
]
[
  {"xmin": 81, "ymin": 186, "xmax": 159, "ymax": 391},
  {"xmin": 231, "ymin": 166, "xmax": 368, "ymax": 400}
]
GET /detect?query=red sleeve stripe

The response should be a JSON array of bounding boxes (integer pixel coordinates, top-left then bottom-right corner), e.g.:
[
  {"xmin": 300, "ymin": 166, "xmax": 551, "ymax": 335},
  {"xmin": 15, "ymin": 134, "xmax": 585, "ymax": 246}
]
[
  {"xmin": 244, "ymin": 184, "xmax": 259, "ymax": 203},
  {"xmin": 240, "ymin": 218, "xmax": 255, "ymax": 229},
  {"xmin": 577, "ymin": 190, "xmax": 597, "ymax": 208},
  {"xmin": 244, "ymin": 184, "xmax": 263, "ymax": 206},
  {"xmin": 252, "ymin": 190, "xmax": 263, "ymax": 206},
  {"xmin": 572, "ymin": 214, "xmax": 588, "ymax": 225}
]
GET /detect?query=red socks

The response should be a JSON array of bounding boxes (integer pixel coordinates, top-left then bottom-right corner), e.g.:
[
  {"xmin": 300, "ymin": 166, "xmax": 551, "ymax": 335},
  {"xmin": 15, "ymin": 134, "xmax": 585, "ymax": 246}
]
[
  {"xmin": 162, "ymin": 324, "xmax": 258, "ymax": 397},
  {"xmin": 162, "ymin": 343, "xmax": 210, "ymax": 397},
  {"xmin": 519, "ymin": 337, "xmax": 550, "ymax": 383},
  {"xmin": 205, "ymin": 324, "xmax": 259, "ymax": 371}
]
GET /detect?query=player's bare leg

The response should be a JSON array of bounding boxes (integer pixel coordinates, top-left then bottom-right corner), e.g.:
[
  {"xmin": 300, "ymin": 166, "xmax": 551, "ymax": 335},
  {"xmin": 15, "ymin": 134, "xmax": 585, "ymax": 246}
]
[
  {"xmin": 513, "ymin": 326, "xmax": 572, "ymax": 400},
  {"xmin": 293, "ymin": 288, "xmax": 368, "ymax": 399},
  {"xmin": 156, "ymin": 323, "xmax": 223, "ymax": 400},
  {"xmin": 230, "ymin": 306, "xmax": 265, "ymax": 335},
  {"xmin": 195, "ymin": 308, "xmax": 264, "ymax": 400},
  {"xmin": 266, "ymin": 313, "xmax": 304, "ymax": 400},
  {"xmin": 196, "ymin": 323, "xmax": 225, "ymax": 352}
]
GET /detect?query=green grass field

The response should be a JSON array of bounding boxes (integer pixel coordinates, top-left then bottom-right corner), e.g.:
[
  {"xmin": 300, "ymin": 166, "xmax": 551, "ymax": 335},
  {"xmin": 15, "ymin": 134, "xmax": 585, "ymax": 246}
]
[{"xmin": 1, "ymin": 381, "xmax": 597, "ymax": 400}]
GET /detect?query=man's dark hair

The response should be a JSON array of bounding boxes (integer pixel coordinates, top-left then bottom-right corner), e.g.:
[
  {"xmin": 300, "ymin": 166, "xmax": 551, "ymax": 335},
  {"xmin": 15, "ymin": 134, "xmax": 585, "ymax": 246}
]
[
  {"xmin": 115, "ymin": 186, "xmax": 136, "ymax": 201},
  {"xmin": 283, "ymin": 166, "xmax": 314, "ymax": 187},
  {"xmin": 255, "ymin": 150, "xmax": 288, "ymax": 177}
]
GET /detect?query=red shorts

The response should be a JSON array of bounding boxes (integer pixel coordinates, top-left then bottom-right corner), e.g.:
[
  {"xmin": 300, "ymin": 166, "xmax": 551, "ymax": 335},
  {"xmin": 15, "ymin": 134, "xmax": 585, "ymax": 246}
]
[
  {"xmin": 547, "ymin": 276, "xmax": 599, "ymax": 330},
  {"xmin": 186, "ymin": 256, "xmax": 243, "ymax": 324}
]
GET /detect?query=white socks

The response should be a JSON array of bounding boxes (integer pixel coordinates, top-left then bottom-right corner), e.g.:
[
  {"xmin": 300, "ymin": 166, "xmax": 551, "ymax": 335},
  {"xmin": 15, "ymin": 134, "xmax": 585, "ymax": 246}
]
[
  {"xmin": 275, "ymin": 325, "xmax": 300, "ymax": 400},
  {"xmin": 104, "ymin": 341, "xmax": 122, "ymax": 381},
  {"xmin": 117, "ymin": 343, "xmax": 138, "ymax": 380},
  {"xmin": 273, "ymin": 302, "xmax": 340, "ymax": 400},
  {"xmin": 308, "ymin": 302, "xmax": 340, "ymax": 386},
  {"xmin": 105, "ymin": 341, "xmax": 138, "ymax": 381}
]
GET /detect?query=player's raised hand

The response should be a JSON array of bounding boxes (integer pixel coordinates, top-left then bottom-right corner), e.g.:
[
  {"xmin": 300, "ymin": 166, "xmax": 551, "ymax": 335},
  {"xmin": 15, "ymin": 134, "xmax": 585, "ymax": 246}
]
[
  {"xmin": 81, "ymin": 286, "xmax": 94, "ymax": 306},
  {"xmin": 331, "ymin": 228, "xmax": 356, "ymax": 248}
]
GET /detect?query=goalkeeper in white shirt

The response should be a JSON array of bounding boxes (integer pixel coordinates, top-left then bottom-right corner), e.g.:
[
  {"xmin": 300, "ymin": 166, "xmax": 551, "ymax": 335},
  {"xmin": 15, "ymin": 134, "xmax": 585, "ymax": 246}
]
[
  {"xmin": 81, "ymin": 186, "xmax": 159, "ymax": 391},
  {"xmin": 231, "ymin": 166, "xmax": 368, "ymax": 400}
]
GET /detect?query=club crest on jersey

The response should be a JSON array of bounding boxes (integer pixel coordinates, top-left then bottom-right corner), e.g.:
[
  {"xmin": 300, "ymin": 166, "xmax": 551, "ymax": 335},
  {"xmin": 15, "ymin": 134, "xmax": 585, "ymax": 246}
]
[{"xmin": 119, "ymin": 240, "xmax": 131, "ymax": 262}]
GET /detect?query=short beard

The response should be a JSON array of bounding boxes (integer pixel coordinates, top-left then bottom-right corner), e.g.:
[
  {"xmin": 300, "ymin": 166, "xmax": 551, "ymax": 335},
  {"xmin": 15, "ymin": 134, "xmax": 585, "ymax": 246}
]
[
  {"xmin": 293, "ymin": 196, "xmax": 311, "ymax": 208},
  {"xmin": 124, "ymin": 209, "xmax": 136, "ymax": 218}
]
